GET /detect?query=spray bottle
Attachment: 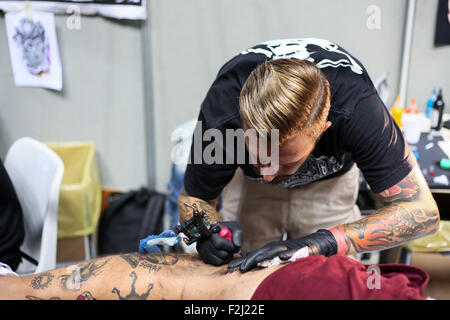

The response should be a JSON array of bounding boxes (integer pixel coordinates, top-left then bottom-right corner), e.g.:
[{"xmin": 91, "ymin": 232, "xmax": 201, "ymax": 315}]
[
  {"xmin": 426, "ymin": 88, "xmax": 437, "ymax": 119},
  {"xmin": 430, "ymin": 89, "xmax": 445, "ymax": 131},
  {"xmin": 391, "ymin": 95, "xmax": 404, "ymax": 129}
]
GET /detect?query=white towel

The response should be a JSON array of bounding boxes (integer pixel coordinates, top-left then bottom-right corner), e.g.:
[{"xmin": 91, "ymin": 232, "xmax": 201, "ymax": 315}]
[
  {"xmin": 257, "ymin": 247, "xmax": 309, "ymax": 268},
  {"xmin": 0, "ymin": 262, "xmax": 19, "ymax": 277}
]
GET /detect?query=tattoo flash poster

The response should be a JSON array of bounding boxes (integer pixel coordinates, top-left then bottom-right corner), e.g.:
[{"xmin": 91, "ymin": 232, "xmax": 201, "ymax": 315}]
[
  {"xmin": 5, "ymin": 11, "xmax": 63, "ymax": 90},
  {"xmin": 0, "ymin": 1, "xmax": 146, "ymax": 20}
]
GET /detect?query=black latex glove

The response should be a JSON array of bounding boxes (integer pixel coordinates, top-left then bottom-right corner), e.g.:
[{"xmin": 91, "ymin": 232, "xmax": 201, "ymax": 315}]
[
  {"xmin": 196, "ymin": 221, "xmax": 243, "ymax": 266},
  {"xmin": 228, "ymin": 229, "xmax": 337, "ymax": 272}
]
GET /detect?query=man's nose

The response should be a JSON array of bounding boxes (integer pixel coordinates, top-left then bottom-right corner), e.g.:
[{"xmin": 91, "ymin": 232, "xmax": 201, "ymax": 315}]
[{"xmin": 262, "ymin": 174, "xmax": 277, "ymax": 182}]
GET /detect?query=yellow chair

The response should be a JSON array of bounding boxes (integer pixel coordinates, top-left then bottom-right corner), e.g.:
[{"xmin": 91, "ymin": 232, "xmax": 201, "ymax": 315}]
[
  {"xmin": 45, "ymin": 142, "xmax": 102, "ymax": 240},
  {"xmin": 407, "ymin": 220, "xmax": 450, "ymax": 252}
]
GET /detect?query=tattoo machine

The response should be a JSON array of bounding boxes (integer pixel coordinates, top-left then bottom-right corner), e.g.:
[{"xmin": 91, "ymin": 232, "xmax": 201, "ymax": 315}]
[
  {"xmin": 138, "ymin": 203, "xmax": 231, "ymax": 253},
  {"xmin": 174, "ymin": 203, "xmax": 232, "ymax": 245}
]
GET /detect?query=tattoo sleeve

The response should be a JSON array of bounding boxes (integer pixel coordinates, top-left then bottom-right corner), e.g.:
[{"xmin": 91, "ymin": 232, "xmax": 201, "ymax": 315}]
[
  {"xmin": 178, "ymin": 187, "xmax": 220, "ymax": 223},
  {"xmin": 329, "ymin": 165, "xmax": 440, "ymax": 255}
]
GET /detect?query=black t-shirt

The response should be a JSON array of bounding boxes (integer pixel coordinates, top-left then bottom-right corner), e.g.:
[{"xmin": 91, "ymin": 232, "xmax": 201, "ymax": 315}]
[{"xmin": 184, "ymin": 38, "xmax": 415, "ymax": 201}]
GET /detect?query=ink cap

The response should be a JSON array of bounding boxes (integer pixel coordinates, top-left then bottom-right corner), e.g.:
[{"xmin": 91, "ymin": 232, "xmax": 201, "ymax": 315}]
[{"xmin": 440, "ymin": 158, "xmax": 450, "ymax": 170}]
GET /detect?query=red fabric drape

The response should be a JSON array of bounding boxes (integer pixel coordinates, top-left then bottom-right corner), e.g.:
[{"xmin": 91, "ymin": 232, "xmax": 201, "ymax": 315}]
[{"xmin": 251, "ymin": 255, "xmax": 428, "ymax": 300}]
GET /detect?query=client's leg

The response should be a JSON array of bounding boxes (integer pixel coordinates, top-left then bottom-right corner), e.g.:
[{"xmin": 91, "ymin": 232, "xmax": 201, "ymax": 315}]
[{"xmin": 0, "ymin": 252, "xmax": 282, "ymax": 300}]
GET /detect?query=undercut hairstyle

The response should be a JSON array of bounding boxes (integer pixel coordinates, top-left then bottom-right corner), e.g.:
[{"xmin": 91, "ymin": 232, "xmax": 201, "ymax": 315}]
[{"xmin": 239, "ymin": 58, "xmax": 331, "ymax": 144}]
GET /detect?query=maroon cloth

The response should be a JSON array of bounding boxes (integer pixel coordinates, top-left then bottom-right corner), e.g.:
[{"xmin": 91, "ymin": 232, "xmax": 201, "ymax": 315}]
[{"xmin": 251, "ymin": 255, "xmax": 428, "ymax": 300}]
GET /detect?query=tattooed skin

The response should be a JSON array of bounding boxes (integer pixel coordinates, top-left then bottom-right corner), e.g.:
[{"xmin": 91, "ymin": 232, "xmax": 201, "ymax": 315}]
[
  {"xmin": 76, "ymin": 291, "xmax": 96, "ymax": 300},
  {"xmin": 330, "ymin": 165, "xmax": 440, "ymax": 255},
  {"xmin": 30, "ymin": 272, "xmax": 54, "ymax": 290},
  {"xmin": 59, "ymin": 257, "xmax": 111, "ymax": 291},
  {"xmin": 140, "ymin": 261, "xmax": 162, "ymax": 273},
  {"xmin": 119, "ymin": 252, "xmax": 178, "ymax": 269},
  {"xmin": 120, "ymin": 253, "xmax": 140, "ymax": 268},
  {"xmin": 26, "ymin": 295, "xmax": 61, "ymax": 300},
  {"xmin": 178, "ymin": 187, "xmax": 219, "ymax": 223},
  {"xmin": 26, "ymin": 291, "xmax": 96, "ymax": 300},
  {"xmin": 374, "ymin": 175, "xmax": 420, "ymax": 204},
  {"xmin": 112, "ymin": 272, "xmax": 154, "ymax": 300}
]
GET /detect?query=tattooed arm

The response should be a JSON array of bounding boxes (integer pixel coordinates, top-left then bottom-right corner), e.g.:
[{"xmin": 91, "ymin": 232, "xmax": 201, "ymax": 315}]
[
  {"xmin": 329, "ymin": 164, "xmax": 440, "ymax": 256},
  {"xmin": 178, "ymin": 187, "xmax": 220, "ymax": 222}
]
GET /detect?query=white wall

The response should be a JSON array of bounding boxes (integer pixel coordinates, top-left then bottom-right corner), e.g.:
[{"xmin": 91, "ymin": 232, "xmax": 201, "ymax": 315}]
[
  {"xmin": 1, "ymin": 0, "xmax": 448, "ymax": 193},
  {"xmin": 407, "ymin": 0, "xmax": 450, "ymax": 110},
  {"xmin": 148, "ymin": 0, "xmax": 408, "ymax": 191}
]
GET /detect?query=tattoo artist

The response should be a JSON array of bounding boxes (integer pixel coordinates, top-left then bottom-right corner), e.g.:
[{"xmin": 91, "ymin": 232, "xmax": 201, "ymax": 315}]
[{"xmin": 178, "ymin": 39, "xmax": 440, "ymax": 272}]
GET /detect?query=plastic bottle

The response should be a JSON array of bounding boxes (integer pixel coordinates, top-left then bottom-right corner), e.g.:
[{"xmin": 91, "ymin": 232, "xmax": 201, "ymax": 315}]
[
  {"xmin": 402, "ymin": 97, "xmax": 421, "ymax": 144},
  {"xmin": 391, "ymin": 95, "xmax": 404, "ymax": 129},
  {"xmin": 430, "ymin": 89, "xmax": 445, "ymax": 131},
  {"xmin": 405, "ymin": 96, "xmax": 419, "ymax": 113},
  {"xmin": 426, "ymin": 88, "xmax": 437, "ymax": 119}
]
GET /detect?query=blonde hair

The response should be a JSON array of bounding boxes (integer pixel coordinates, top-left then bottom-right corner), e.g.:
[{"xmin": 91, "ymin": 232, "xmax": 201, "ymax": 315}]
[{"xmin": 239, "ymin": 59, "xmax": 331, "ymax": 143}]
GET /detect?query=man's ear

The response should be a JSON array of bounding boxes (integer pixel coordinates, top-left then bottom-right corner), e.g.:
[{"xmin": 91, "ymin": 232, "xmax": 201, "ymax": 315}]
[
  {"xmin": 323, "ymin": 121, "xmax": 332, "ymax": 132},
  {"xmin": 315, "ymin": 121, "xmax": 332, "ymax": 142}
]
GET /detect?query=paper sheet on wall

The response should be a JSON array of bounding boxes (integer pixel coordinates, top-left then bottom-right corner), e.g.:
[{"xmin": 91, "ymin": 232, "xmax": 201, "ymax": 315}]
[{"xmin": 5, "ymin": 11, "xmax": 63, "ymax": 91}]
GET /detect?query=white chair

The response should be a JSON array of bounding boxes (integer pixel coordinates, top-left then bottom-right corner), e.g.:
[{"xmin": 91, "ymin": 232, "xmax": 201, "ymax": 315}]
[{"xmin": 4, "ymin": 137, "xmax": 64, "ymax": 274}]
